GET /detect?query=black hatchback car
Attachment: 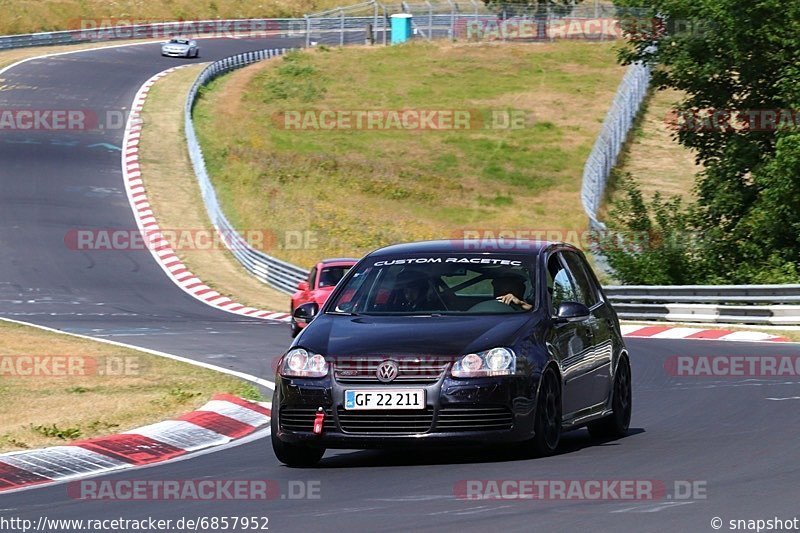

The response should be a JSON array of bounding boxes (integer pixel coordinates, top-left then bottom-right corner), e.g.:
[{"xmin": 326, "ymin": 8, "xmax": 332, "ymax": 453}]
[{"xmin": 272, "ymin": 240, "xmax": 631, "ymax": 466}]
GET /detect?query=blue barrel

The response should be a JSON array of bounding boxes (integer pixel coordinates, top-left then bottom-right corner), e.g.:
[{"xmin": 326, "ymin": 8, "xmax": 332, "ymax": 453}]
[{"xmin": 390, "ymin": 14, "xmax": 413, "ymax": 44}]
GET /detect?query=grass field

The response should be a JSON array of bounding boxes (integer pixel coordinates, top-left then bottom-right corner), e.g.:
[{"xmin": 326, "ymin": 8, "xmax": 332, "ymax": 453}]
[
  {"xmin": 194, "ymin": 40, "xmax": 626, "ymax": 268},
  {"xmin": 608, "ymin": 87, "xmax": 703, "ymax": 204},
  {"xmin": 0, "ymin": 0, "xmax": 341, "ymax": 35},
  {"xmin": 0, "ymin": 320, "xmax": 260, "ymax": 452}
]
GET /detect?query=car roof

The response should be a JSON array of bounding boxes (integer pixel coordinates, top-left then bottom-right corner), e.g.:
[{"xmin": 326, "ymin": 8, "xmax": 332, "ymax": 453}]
[
  {"xmin": 368, "ymin": 239, "xmax": 573, "ymax": 257},
  {"xmin": 319, "ymin": 258, "xmax": 359, "ymax": 265}
]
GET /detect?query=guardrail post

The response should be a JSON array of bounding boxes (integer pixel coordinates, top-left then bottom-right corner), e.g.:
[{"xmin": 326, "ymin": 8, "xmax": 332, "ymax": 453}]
[
  {"xmin": 304, "ymin": 15, "xmax": 311, "ymax": 47},
  {"xmin": 373, "ymin": 1, "xmax": 379, "ymax": 43},
  {"xmin": 447, "ymin": 0, "xmax": 456, "ymax": 41},
  {"xmin": 340, "ymin": 7, "xmax": 346, "ymax": 46},
  {"xmin": 427, "ymin": 0, "xmax": 433, "ymax": 40},
  {"xmin": 382, "ymin": 3, "xmax": 388, "ymax": 45}
]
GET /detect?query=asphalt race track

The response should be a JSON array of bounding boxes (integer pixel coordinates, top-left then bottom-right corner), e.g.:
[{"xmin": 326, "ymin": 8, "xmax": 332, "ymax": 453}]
[{"xmin": 1, "ymin": 40, "xmax": 799, "ymax": 532}]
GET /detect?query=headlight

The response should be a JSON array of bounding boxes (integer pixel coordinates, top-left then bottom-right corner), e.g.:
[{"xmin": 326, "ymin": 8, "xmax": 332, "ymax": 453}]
[
  {"xmin": 280, "ymin": 348, "xmax": 328, "ymax": 378},
  {"xmin": 452, "ymin": 348, "xmax": 515, "ymax": 377}
]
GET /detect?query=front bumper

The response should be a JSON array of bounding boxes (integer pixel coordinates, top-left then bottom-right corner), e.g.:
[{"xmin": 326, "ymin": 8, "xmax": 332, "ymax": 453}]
[
  {"xmin": 273, "ymin": 373, "xmax": 537, "ymax": 449},
  {"xmin": 162, "ymin": 49, "xmax": 190, "ymax": 57}
]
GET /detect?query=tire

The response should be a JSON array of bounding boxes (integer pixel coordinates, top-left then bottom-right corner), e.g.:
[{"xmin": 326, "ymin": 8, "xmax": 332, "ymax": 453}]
[
  {"xmin": 271, "ymin": 410, "xmax": 325, "ymax": 467},
  {"xmin": 194, "ymin": 49, "xmax": 200, "ymax": 58},
  {"xmin": 588, "ymin": 356, "xmax": 632, "ymax": 440},
  {"xmin": 530, "ymin": 368, "xmax": 562, "ymax": 456}
]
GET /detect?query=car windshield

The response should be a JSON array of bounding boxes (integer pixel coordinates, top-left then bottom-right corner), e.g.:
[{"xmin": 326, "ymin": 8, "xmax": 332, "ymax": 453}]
[
  {"xmin": 328, "ymin": 254, "xmax": 536, "ymax": 315},
  {"xmin": 169, "ymin": 39, "xmax": 189, "ymax": 45},
  {"xmin": 318, "ymin": 265, "xmax": 352, "ymax": 288}
]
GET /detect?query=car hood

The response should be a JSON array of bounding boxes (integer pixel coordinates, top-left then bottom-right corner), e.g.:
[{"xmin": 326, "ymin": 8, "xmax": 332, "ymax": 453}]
[{"xmin": 297, "ymin": 313, "xmax": 535, "ymax": 356}]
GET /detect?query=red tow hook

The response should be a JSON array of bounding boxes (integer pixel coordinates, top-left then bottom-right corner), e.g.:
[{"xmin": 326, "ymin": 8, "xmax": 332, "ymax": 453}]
[{"xmin": 313, "ymin": 407, "xmax": 325, "ymax": 435}]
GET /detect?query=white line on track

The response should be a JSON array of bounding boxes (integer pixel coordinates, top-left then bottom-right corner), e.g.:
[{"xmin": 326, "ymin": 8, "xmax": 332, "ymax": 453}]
[{"xmin": 0, "ymin": 315, "xmax": 275, "ymax": 389}]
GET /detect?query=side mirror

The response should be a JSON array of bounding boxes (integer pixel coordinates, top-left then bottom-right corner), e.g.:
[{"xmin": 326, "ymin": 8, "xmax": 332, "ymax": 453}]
[
  {"xmin": 554, "ymin": 301, "xmax": 590, "ymax": 323},
  {"xmin": 297, "ymin": 281, "xmax": 310, "ymax": 291},
  {"xmin": 293, "ymin": 302, "xmax": 319, "ymax": 325}
]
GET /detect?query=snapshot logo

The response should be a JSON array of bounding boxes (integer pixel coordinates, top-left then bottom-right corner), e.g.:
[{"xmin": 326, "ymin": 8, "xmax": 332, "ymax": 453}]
[
  {"xmin": 272, "ymin": 109, "xmax": 532, "ymax": 131},
  {"xmin": 70, "ymin": 18, "xmax": 285, "ymax": 40},
  {"xmin": 0, "ymin": 355, "xmax": 142, "ymax": 377},
  {"xmin": 667, "ymin": 109, "xmax": 800, "ymax": 132},
  {"xmin": 67, "ymin": 479, "xmax": 321, "ymax": 500},
  {"xmin": 665, "ymin": 356, "xmax": 800, "ymax": 378},
  {"xmin": 0, "ymin": 109, "xmax": 125, "ymax": 132},
  {"xmin": 64, "ymin": 228, "xmax": 318, "ymax": 252},
  {"xmin": 454, "ymin": 479, "xmax": 707, "ymax": 501}
]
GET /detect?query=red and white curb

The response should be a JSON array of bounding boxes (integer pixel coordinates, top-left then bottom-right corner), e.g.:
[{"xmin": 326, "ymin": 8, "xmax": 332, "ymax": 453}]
[
  {"xmin": 621, "ymin": 324, "xmax": 789, "ymax": 343},
  {"xmin": 121, "ymin": 66, "xmax": 290, "ymax": 322},
  {"xmin": 0, "ymin": 394, "xmax": 270, "ymax": 493}
]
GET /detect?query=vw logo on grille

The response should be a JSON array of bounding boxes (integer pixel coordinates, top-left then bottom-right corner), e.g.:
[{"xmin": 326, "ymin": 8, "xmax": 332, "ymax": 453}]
[{"xmin": 376, "ymin": 360, "xmax": 399, "ymax": 383}]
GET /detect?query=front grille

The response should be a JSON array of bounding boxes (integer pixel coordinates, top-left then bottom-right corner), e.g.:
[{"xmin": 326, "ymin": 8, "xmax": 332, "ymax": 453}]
[
  {"xmin": 333, "ymin": 357, "xmax": 450, "ymax": 383},
  {"xmin": 279, "ymin": 407, "xmax": 335, "ymax": 433},
  {"xmin": 336, "ymin": 407, "xmax": 434, "ymax": 434},
  {"xmin": 436, "ymin": 406, "xmax": 514, "ymax": 431}
]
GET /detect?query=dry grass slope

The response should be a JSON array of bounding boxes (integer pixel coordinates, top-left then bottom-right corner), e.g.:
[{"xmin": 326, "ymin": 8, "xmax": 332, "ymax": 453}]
[{"xmin": 194, "ymin": 40, "xmax": 627, "ymax": 268}]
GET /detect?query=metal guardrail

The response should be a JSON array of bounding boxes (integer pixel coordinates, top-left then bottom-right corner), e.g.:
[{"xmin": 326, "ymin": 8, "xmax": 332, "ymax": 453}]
[
  {"xmin": 184, "ymin": 48, "xmax": 310, "ymax": 294},
  {"xmin": 604, "ymin": 285, "xmax": 800, "ymax": 325}
]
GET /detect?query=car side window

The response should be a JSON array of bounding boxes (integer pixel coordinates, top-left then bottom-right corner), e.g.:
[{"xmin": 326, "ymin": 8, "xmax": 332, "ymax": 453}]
[
  {"xmin": 546, "ymin": 253, "xmax": 578, "ymax": 314},
  {"xmin": 308, "ymin": 267, "xmax": 317, "ymax": 290},
  {"xmin": 561, "ymin": 251, "xmax": 598, "ymax": 308}
]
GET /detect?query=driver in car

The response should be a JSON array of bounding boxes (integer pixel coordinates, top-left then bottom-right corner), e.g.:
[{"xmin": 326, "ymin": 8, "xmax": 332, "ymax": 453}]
[
  {"xmin": 493, "ymin": 275, "xmax": 533, "ymax": 311},
  {"xmin": 395, "ymin": 270, "xmax": 438, "ymax": 312}
]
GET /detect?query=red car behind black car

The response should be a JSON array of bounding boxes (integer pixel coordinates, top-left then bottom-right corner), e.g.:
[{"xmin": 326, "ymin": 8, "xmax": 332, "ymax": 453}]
[{"xmin": 290, "ymin": 258, "xmax": 358, "ymax": 336}]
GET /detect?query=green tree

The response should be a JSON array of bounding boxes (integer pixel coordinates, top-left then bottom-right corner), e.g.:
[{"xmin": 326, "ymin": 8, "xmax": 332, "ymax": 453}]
[{"xmin": 605, "ymin": 0, "xmax": 800, "ymax": 284}]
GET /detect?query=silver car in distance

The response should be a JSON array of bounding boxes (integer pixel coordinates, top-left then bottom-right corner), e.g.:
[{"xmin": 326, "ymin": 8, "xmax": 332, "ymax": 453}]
[{"xmin": 161, "ymin": 38, "xmax": 199, "ymax": 58}]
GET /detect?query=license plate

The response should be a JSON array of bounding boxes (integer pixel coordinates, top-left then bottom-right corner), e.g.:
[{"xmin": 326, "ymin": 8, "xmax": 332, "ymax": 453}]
[{"xmin": 344, "ymin": 389, "xmax": 425, "ymax": 410}]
